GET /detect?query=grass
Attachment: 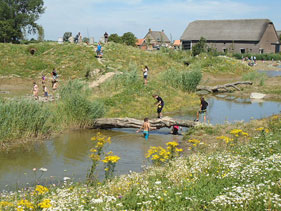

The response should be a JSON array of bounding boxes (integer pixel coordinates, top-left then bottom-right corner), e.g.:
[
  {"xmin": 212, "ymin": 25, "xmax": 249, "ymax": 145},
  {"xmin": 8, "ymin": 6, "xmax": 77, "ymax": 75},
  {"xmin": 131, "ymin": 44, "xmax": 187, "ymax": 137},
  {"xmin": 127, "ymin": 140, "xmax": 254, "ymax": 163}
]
[
  {"xmin": 0, "ymin": 42, "xmax": 103, "ymax": 79},
  {"xmin": 0, "ymin": 114, "xmax": 280, "ymax": 210},
  {"xmin": 0, "ymin": 80, "xmax": 104, "ymax": 146}
]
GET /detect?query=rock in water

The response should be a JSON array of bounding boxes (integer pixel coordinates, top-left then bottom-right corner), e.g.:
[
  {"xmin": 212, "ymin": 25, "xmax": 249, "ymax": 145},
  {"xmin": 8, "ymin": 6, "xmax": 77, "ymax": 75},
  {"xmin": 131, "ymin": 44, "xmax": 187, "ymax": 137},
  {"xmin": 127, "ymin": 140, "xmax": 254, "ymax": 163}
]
[{"xmin": 250, "ymin": 92, "xmax": 266, "ymax": 99}]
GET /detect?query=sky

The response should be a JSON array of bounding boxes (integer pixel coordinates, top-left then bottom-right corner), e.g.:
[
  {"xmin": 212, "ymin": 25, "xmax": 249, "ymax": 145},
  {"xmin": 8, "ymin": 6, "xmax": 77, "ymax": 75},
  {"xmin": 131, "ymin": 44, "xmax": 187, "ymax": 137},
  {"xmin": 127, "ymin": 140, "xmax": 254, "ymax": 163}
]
[{"xmin": 37, "ymin": 0, "xmax": 281, "ymax": 41}]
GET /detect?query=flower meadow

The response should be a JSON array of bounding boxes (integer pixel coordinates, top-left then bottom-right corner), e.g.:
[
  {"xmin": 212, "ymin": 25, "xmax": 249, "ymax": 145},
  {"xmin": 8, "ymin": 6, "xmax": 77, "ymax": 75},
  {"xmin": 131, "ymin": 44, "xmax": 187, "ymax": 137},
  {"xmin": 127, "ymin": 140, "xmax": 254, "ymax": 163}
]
[{"xmin": 0, "ymin": 115, "xmax": 280, "ymax": 210}]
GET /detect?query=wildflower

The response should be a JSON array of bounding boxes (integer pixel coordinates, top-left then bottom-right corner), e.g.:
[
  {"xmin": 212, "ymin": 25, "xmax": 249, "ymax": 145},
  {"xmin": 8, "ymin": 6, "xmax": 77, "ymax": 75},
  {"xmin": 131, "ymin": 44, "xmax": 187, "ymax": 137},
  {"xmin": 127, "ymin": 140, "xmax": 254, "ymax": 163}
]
[
  {"xmin": 39, "ymin": 168, "xmax": 48, "ymax": 172},
  {"xmin": 166, "ymin": 141, "xmax": 179, "ymax": 147},
  {"xmin": 17, "ymin": 200, "xmax": 34, "ymax": 209},
  {"xmin": 0, "ymin": 201, "xmax": 13, "ymax": 207},
  {"xmin": 90, "ymin": 153, "xmax": 100, "ymax": 161},
  {"xmin": 38, "ymin": 199, "xmax": 52, "ymax": 209},
  {"xmin": 63, "ymin": 177, "xmax": 71, "ymax": 181},
  {"xmin": 32, "ymin": 168, "xmax": 37, "ymax": 171},
  {"xmin": 155, "ymin": 181, "xmax": 161, "ymax": 185},
  {"xmin": 102, "ymin": 155, "xmax": 120, "ymax": 164},
  {"xmin": 35, "ymin": 185, "xmax": 49, "ymax": 195}
]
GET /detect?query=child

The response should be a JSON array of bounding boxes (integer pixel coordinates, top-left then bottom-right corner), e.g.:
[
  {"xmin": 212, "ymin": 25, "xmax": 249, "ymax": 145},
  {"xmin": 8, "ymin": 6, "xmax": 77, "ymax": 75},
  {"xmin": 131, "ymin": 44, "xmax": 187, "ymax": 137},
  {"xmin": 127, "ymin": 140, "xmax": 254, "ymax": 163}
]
[
  {"xmin": 153, "ymin": 94, "xmax": 164, "ymax": 118},
  {"xmin": 32, "ymin": 82, "xmax": 39, "ymax": 100},
  {"xmin": 52, "ymin": 68, "xmax": 58, "ymax": 80},
  {"xmin": 142, "ymin": 66, "xmax": 149, "ymax": 85},
  {"xmin": 136, "ymin": 118, "xmax": 151, "ymax": 141},
  {"xmin": 43, "ymin": 85, "xmax": 48, "ymax": 98},
  {"xmin": 170, "ymin": 125, "xmax": 182, "ymax": 135},
  {"xmin": 195, "ymin": 97, "xmax": 208, "ymax": 122},
  {"xmin": 96, "ymin": 42, "xmax": 102, "ymax": 58}
]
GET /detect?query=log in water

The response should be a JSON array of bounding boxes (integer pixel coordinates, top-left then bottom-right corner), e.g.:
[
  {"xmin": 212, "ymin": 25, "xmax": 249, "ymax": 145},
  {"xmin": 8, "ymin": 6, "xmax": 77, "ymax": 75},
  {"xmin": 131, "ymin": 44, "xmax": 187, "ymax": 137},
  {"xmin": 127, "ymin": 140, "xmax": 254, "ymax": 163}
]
[{"xmin": 92, "ymin": 117, "xmax": 196, "ymax": 129}]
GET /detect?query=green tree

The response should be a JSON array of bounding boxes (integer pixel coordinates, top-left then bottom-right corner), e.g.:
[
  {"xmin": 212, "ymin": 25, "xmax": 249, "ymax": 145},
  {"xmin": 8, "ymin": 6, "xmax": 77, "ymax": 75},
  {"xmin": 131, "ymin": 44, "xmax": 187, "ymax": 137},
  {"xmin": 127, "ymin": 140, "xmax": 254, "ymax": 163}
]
[
  {"xmin": 0, "ymin": 0, "xmax": 45, "ymax": 43},
  {"xmin": 108, "ymin": 33, "xmax": 122, "ymax": 43},
  {"xmin": 192, "ymin": 37, "xmax": 207, "ymax": 56},
  {"xmin": 121, "ymin": 32, "xmax": 137, "ymax": 46}
]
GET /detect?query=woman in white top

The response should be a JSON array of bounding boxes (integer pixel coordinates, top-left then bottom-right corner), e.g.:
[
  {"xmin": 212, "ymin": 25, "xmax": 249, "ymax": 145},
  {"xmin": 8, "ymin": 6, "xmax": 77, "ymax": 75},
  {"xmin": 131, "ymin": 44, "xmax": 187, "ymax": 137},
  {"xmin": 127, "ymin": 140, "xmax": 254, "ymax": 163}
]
[{"xmin": 142, "ymin": 66, "xmax": 149, "ymax": 85}]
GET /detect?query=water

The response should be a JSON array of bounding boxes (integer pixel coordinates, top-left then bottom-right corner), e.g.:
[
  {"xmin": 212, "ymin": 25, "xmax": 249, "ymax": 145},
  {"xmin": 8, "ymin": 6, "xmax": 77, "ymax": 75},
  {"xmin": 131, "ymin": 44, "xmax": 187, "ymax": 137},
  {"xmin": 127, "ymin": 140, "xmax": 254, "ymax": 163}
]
[
  {"xmin": 0, "ymin": 97, "xmax": 280, "ymax": 190},
  {"xmin": 257, "ymin": 70, "xmax": 281, "ymax": 77}
]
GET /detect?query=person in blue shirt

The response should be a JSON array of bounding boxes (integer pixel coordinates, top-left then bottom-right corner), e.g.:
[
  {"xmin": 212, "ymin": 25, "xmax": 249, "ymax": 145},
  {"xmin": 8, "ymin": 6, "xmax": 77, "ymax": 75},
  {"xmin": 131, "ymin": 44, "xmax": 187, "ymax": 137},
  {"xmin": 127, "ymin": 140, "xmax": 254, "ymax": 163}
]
[{"xmin": 96, "ymin": 42, "xmax": 102, "ymax": 58}]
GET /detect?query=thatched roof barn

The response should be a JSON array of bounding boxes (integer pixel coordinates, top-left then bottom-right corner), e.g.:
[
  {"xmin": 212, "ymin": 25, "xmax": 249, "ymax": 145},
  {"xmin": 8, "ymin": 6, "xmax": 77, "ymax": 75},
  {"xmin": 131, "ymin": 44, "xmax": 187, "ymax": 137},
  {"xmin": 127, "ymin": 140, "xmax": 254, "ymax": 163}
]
[{"xmin": 181, "ymin": 19, "xmax": 280, "ymax": 54}]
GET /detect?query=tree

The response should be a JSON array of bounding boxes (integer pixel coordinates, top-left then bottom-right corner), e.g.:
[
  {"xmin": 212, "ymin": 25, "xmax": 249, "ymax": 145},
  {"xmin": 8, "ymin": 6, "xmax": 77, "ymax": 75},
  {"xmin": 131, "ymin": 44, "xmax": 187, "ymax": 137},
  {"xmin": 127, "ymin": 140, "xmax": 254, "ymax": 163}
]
[
  {"xmin": 121, "ymin": 32, "xmax": 137, "ymax": 46},
  {"xmin": 37, "ymin": 25, "xmax": 44, "ymax": 42},
  {"xmin": 108, "ymin": 33, "xmax": 122, "ymax": 43},
  {"xmin": 63, "ymin": 32, "xmax": 72, "ymax": 42},
  {"xmin": 192, "ymin": 37, "xmax": 207, "ymax": 56},
  {"xmin": 0, "ymin": 0, "xmax": 45, "ymax": 43}
]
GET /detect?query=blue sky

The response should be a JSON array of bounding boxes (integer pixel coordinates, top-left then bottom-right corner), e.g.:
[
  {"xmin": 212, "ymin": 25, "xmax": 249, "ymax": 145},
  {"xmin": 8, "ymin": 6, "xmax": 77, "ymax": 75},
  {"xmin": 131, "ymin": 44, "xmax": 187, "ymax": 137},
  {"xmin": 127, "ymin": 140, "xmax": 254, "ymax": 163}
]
[{"xmin": 37, "ymin": 0, "xmax": 281, "ymax": 41}]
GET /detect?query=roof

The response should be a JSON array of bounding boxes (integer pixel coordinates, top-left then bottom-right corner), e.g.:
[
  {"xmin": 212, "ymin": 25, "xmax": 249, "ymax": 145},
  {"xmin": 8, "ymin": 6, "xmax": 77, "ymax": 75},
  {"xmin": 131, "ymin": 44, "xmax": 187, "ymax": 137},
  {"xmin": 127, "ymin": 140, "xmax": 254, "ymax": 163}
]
[
  {"xmin": 277, "ymin": 31, "xmax": 281, "ymax": 37},
  {"xmin": 145, "ymin": 30, "xmax": 170, "ymax": 43},
  {"xmin": 181, "ymin": 19, "xmax": 273, "ymax": 41},
  {"xmin": 136, "ymin": 39, "xmax": 145, "ymax": 46},
  {"xmin": 173, "ymin": 40, "xmax": 181, "ymax": 46}
]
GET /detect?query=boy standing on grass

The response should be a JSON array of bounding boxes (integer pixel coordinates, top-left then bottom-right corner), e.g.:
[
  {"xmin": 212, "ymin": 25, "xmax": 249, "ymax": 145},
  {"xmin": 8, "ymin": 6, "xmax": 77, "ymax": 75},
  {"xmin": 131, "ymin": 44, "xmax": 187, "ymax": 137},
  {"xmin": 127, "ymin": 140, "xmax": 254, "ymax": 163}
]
[
  {"xmin": 142, "ymin": 66, "xmax": 149, "ymax": 85},
  {"xmin": 136, "ymin": 118, "xmax": 151, "ymax": 141},
  {"xmin": 195, "ymin": 97, "xmax": 208, "ymax": 122},
  {"xmin": 153, "ymin": 94, "xmax": 164, "ymax": 118}
]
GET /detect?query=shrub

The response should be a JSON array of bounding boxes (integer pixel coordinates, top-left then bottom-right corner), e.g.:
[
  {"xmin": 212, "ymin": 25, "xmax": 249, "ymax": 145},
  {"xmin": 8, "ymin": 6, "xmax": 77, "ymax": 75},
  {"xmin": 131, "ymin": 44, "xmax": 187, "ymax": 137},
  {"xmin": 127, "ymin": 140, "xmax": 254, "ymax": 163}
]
[
  {"xmin": 121, "ymin": 32, "xmax": 137, "ymax": 47},
  {"xmin": 59, "ymin": 80, "xmax": 105, "ymax": 127},
  {"xmin": 192, "ymin": 37, "xmax": 207, "ymax": 56},
  {"xmin": 108, "ymin": 33, "xmax": 122, "ymax": 43}
]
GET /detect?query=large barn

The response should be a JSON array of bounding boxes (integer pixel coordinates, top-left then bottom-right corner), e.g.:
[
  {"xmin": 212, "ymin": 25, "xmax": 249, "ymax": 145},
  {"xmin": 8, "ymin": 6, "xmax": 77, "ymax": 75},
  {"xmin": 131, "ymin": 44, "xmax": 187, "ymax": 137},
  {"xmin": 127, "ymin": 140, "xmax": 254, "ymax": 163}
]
[{"xmin": 180, "ymin": 19, "xmax": 280, "ymax": 54}]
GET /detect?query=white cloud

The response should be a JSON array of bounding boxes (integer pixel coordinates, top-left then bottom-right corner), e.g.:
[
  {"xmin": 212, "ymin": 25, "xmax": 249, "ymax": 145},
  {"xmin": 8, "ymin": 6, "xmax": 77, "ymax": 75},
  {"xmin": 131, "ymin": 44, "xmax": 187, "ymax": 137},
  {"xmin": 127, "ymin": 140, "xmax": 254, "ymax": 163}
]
[{"xmin": 37, "ymin": 0, "xmax": 278, "ymax": 41}]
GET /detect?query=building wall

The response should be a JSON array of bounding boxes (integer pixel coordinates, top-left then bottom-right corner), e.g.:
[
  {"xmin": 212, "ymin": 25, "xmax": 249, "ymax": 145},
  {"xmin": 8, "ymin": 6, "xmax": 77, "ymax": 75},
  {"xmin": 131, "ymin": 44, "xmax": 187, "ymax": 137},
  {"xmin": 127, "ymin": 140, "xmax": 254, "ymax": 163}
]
[
  {"xmin": 182, "ymin": 23, "xmax": 279, "ymax": 53},
  {"xmin": 258, "ymin": 23, "xmax": 279, "ymax": 53}
]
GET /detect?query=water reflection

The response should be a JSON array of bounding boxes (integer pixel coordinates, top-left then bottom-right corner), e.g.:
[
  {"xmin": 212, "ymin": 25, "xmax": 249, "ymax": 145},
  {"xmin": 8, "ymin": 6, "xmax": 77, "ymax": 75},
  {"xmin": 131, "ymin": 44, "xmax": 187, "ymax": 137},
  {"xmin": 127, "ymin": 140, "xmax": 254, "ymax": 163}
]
[{"xmin": 257, "ymin": 70, "xmax": 281, "ymax": 77}]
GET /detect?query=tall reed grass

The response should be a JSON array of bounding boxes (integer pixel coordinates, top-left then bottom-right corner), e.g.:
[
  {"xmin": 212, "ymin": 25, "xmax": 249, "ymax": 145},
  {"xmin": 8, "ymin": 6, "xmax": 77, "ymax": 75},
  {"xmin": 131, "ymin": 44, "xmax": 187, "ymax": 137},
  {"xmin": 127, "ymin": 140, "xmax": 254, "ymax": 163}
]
[{"xmin": 0, "ymin": 80, "xmax": 105, "ymax": 143}]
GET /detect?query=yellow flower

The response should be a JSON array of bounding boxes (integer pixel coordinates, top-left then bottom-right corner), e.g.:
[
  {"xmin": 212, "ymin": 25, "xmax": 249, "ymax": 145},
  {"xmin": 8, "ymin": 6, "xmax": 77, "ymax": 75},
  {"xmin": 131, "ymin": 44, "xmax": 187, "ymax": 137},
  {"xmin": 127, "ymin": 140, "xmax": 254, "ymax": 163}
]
[
  {"xmin": 256, "ymin": 127, "xmax": 264, "ymax": 131},
  {"xmin": 35, "ymin": 185, "xmax": 49, "ymax": 195},
  {"xmin": 38, "ymin": 199, "xmax": 52, "ymax": 209},
  {"xmin": 102, "ymin": 155, "xmax": 120, "ymax": 164},
  {"xmin": 166, "ymin": 141, "xmax": 179, "ymax": 147},
  {"xmin": 90, "ymin": 153, "xmax": 100, "ymax": 161},
  {"xmin": 0, "ymin": 201, "xmax": 13, "ymax": 207},
  {"xmin": 17, "ymin": 200, "xmax": 34, "ymax": 209}
]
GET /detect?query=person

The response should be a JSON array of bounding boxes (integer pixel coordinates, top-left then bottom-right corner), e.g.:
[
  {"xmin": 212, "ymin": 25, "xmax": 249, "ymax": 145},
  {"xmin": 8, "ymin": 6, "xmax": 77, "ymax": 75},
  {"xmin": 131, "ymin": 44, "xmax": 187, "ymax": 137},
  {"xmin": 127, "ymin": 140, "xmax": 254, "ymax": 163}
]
[
  {"xmin": 41, "ymin": 74, "xmax": 46, "ymax": 85},
  {"xmin": 52, "ymin": 68, "xmax": 58, "ymax": 80},
  {"xmin": 153, "ymin": 94, "xmax": 164, "ymax": 118},
  {"xmin": 32, "ymin": 82, "xmax": 39, "ymax": 100},
  {"xmin": 195, "ymin": 97, "xmax": 208, "ymax": 122},
  {"xmin": 170, "ymin": 125, "xmax": 182, "ymax": 135},
  {"xmin": 136, "ymin": 118, "xmax": 151, "ymax": 141},
  {"xmin": 43, "ymin": 85, "xmax": 48, "ymax": 98},
  {"xmin": 253, "ymin": 56, "xmax": 256, "ymax": 64},
  {"xmin": 96, "ymin": 42, "xmax": 102, "ymax": 58},
  {"xmin": 74, "ymin": 32, "xmax": 80, "ymax": 44},
  {"xmin": 142, "ymin": 66, "xmax": 149, "ymax": 85},
  {"xmin": 104, "ymin": 32, "xmax": 108, "ymax": 43},
  {"xmin": 52, "ymin": 80, "xmax": 58, "ymax": 91}
]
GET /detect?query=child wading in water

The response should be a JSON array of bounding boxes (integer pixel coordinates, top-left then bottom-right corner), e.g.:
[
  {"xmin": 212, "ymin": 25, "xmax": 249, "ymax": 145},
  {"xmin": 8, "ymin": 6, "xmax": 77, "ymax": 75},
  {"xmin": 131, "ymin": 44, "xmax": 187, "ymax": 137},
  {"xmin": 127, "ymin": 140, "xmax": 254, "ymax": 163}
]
[
  {"xmin": 136, "ymin": 118, "xmax": 151, "ymax": 141},
  {"xmin": 32, "ymin": 82, "xmax": 39, "ymax": 100},
  {"xmin": 195, "ymin": 97, "xmax": 208, "ymax": 122},
  {"xmin": 142, "ymin": 66, "xmax": 149, "ymax": 85},
  {"xmin": 153, "ymin": 94, "xmax": 164, "ymax": 118}
]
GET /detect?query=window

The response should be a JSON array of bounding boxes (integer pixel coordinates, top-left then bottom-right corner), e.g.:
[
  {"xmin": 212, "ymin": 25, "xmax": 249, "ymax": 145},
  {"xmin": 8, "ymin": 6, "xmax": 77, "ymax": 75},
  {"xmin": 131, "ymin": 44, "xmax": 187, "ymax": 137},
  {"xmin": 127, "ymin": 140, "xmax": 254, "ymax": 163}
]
[
  {"xmin": 259, "ymin": 48, "xmax": 264, "ymax": 54},
  {"xmin": 223, "ymin": 48, "xmax": 227, "ymax": 53},
  {"xmin": 240, "ymin": 48, "xmax": 245, "ymax": 54}
]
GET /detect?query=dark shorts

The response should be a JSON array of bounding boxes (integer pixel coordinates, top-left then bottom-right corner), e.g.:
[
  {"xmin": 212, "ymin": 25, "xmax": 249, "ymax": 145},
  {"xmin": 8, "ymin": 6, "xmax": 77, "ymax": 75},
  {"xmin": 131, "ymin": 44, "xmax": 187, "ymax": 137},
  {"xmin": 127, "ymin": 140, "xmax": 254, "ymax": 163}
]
[
  {"xmin": 199, "ymin": 109, "xmax": 207, "ymax": 114},
  {"xmin": 157, "ymin": 105, "xmax": 164, "ymax": 113},
  {"xmin": 144, "ymin": 75, "xmax": 148, "ymax": 79}
]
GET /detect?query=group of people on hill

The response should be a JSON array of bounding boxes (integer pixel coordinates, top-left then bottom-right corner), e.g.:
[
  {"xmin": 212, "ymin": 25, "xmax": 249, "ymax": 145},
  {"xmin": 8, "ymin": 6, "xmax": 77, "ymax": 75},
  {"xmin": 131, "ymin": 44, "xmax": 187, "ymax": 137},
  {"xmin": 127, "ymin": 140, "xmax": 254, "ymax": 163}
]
[{"xmin": 32, "ymin": 68, "xmax": 58, "ymax": 100}]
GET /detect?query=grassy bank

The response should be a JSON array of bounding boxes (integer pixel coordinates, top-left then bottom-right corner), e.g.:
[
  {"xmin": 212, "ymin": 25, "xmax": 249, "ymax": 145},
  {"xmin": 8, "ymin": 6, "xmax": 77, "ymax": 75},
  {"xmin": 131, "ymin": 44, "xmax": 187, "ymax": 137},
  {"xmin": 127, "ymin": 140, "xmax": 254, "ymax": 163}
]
[
  {"xmin": 0, "ymin": 114, "xmax": 280, "ymax": 210},
  {"xmin": 0, "ymin": 80, "xmax": 104, "ymax": 147}
]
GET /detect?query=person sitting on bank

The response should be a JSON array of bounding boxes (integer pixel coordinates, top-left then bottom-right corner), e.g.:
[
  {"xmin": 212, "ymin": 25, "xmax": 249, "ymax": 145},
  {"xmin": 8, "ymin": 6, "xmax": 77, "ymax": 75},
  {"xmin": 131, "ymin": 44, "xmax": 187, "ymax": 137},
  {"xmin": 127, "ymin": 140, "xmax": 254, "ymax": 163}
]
[
  {"xmin": 153, "ymin": 94, "xmax": 164, "ymax": 118},
  {"xmin": 195, "ymin": 97, "xmax": 208, "ymax": 122},
  {"xmin": 136, "ymin": 118, "xmax": 151, "ymax": 141}
]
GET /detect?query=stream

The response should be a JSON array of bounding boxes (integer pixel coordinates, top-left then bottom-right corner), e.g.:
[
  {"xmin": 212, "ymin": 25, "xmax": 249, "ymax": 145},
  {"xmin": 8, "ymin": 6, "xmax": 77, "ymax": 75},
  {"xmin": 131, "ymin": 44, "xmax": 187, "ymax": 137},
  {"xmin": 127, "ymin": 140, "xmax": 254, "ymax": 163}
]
[{"xmin": 0, "ymin": 96, "xmax": 280, "ymax": 190}]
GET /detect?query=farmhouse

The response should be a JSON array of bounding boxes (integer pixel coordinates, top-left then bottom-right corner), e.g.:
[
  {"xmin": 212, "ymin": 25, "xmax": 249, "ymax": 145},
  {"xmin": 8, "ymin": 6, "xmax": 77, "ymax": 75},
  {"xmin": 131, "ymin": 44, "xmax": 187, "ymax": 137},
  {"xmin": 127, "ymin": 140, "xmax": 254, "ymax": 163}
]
[
  {"xmin": 144, "ymin": 29, "xmax": 170, "ymax": 47},
  {"xmin": 181, "ymin": 19, "xmax": 280, "ymax": 54}
]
